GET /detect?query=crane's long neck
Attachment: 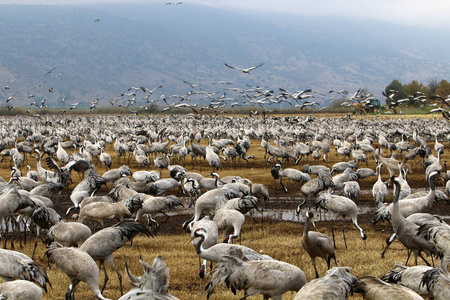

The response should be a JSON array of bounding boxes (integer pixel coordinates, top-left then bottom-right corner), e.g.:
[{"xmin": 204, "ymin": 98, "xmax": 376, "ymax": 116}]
[
  {"xmin": 428, "ymin": 173, "xmax": 437, "ymax": 196},
  {"xmin": 303, "ymin": 218, "xmax": 313, "ymax": 237},
  {"xmin": 194, "ymin": 233, "xmax": 206, "ymax": 255},
  {"xmin": 398, "ymin": 164, "xmax": 403, "ymax": 180},
  {"xmin": 391, "ymin": 179, "xmax": 404, "ymax": 226},
  {"xmin": 376, "ymin": 165, "xmax": 382, "ymax": 181}
]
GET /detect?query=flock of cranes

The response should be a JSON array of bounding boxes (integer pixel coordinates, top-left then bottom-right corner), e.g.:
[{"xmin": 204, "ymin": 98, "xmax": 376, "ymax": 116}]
[
  {"xmin": 4, "ymin": 57, "xmax": 450, "ymax": 120},
  {"xmin": 0, "ymin": 112, "xmax": 447, "ymax": 299}
]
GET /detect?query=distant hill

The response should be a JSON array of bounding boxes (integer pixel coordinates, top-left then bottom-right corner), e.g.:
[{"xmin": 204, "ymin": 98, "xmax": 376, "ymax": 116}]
[{"xmin": 0, "ymin": 3, "xmax": 449, "ymax": 108}]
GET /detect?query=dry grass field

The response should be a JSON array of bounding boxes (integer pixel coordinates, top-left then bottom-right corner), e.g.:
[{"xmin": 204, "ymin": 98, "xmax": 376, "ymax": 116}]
[{"xmin": 0, "ymin": 114, "xmax": 448, "ymax": 300}]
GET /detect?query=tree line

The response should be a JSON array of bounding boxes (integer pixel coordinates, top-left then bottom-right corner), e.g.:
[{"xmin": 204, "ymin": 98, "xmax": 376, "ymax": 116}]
[{"xmin": 384, "ymin": 78, "xmax": 450, "ymax": 106}]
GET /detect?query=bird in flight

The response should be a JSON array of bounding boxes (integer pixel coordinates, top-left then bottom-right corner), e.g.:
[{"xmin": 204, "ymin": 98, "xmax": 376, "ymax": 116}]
[
  {"xmin": 43, "ymin": 67, "xmax": 56, "ymax": 76},
  {"xmin": 225, "ymin": 63, "xmax": 264, "ymax": 74},
  {"xmin": 94, "ymin": 19, "xmax": 101, "ymax": 22}
]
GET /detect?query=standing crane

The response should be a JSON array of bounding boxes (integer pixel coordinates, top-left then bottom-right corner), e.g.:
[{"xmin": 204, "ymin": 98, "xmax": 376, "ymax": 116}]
[
  {"xmin": 389, "ymin": 176, "xmax": 439, "ymax": 266},
  {"xmin": 372, "ymin": 163, "xmax": 388, "ymax": 207},
  {"xmin": 45, "ymin": 243, "xmax": 110, "ymax": 300},
  {"xmin": 314, "ymin": 191, "xmax": 367, "ymax": 249},
  {"xmin": 270, "ymin": 163, "xmax": 311, "ymax": 193},
  {"xmin": 80, "ymin": 220, "xmax": 151, "ymax": 295},
  {"xmin": 374, "ymin": 170, "xmax": 440, "ymax": 224},
  {"xmin": 298, "ymin": 205, "xmax": 337, "ymax": 278},
  {"xmin": 188, "ymin": 217, "xmax": 218, "ymax": 281}
]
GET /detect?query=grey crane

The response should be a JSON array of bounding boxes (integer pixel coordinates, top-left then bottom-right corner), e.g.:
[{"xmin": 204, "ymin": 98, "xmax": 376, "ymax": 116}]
[
  {"xmin": 99, "ymin": 147, "xmax": 112, "ymax": 170},
  {"xmin": 251, "ymin": 183, "xmax": 270, "ymax": 202},
  {"xmin": 182, "ymin": 184, "xmax": 243, "ymax": 230},
  {"xmin": 343, "ymin": 181, "xmax": 360, "ymax": 202},
  {"xmin": 294, "ymin": 267, "xmax": 357, "ymax": 300},
  {"xmin": 102, "ymin": 165, "xmax": 133, "ymax": 184},
  {"xmin": 78, "ymin": 201, "xmax": 131, "ymax": 229},
  {"xmin": 30, "ymin": 206, "xmax": 61, "ymax": 258},
  {"xmin": 9, "ymin": 176, "xmax": 42, "ymax": 192},
  {"xmin": 298, "ymin": 205, "xmax": 336, "ymax": 278},
  {"xmin": 189, "ymin": 143, "xmax": 206, "ymax": 168},
  {"xmin": 29, "ymin": 181, "xmax": 64, "ymax": 198},
  {"xmin": 0, "ymin": 248, "xmax": 50, "ymax": 292},
  {"xmin": 33, "ymin": 149, "xmax": 59, "ymax": 184},
  {"xmin": 47, "ymin": 221, "xmax": 92, "ymax": 247},
  {"xmin": 353, "ymin": 275, "xmax": 423, "ymax": 300},
  {"xmin": 382, "ymin": 263, "xmax": 434, "ymax": 298},
  {"xmin": 372, "ymin": 163, "xmax": 388, "ymax": 207},
  {"xmin": 153, "ymin": 155, "xmax": 170, "ymax": 176},
  {"xmin": 134, "ymin": 194, "xmax": 183, "ymax": 232},
  {"xmin": 197, "ymin": 172, "xmax": 223, "ymax": 191},
  {"xmin": 80, "ymin": 195, "xmax": 114, "ymax": 209},
  {"xmin": 389, "ymin": 175, "xmax": 439, "ymax": 266},
  {"xmin": 109, "ymin": 182, "xmax": 138, "ymax": 202},
  {"xmin": 26, "ymin": 164, "xmax": 39, "ymax": 180},
  {"xmin": 417, "ymin": 219, "xmax": 450, "ymax": 272},
  {"xmin": 189, "ymin": 217, "xmax": 218, "ymax": 279},
  {"xmin": 145, "ymin": 172, "xmax": 184, "ymax": 196},
  {"xmin": 221, "ymin": 195, "xmax": 260, "ymax": 215},
  {"xmin": 434, "ymin": 134, "xmax": 445, "ymax": 154},
  {"xmin": 184, "ymin": 177, "xmax": 201, "ymax": 207},
  {"xmin": 300, "ymin": 170, "xmax": 335, "ymax": 205},
  {"xmin": 212, "ymin": 206, "xmax": 245, "ymax": 243},
  {"xmin": 374, "ymin": 170, "xmax": 440, "ymax": 224},
  {"xmin": 356, "ymin": 167, "xmax": 377, "ymax": 179},
  {"xmin": 425, "ymin": 148, "xmax": 443, "ymax": 181},
  {"xmin": 374, "ymin": 148, "xmax": 401, "ymax": 177},
  {"xmin": 45, "ymin": 243, "xmax": 110, "ymax": 300},
  {"xmin": 80, "ymin": 220, "xmax": 151, "ymax": 295},
  {"xmin": 132, "ymin": 170, "xmax": 159, "ymax": 183},
  {"xmin": 270, "ymin": 163, "xmax": 310, "ymax": 193},
  {"xmin": 301, "ymin": 164, "xmax": 330, "ymax": 175},
  {"xmin": 0, "ymin": 186, "xmax": 36, "ymax": 249},
  {"xmin": 394, "ymin": 162, "xmax": 411, "ymax": 200},
  {"xmin": 381, "ymin": 212, "xmax": 445, "ymax": 259},
  {"xmin": 205, "ymin": 247, "xmax": 305, "ymax": 300},
  {"xmin": 0, "ymin": 280, "xmax": 43, "ymax": 300},
  {"xmin": 314, "ymin": 191, "xmax": 367, "ymax": 249},
  {"xmin": 66, "ymin": 166, "xmax": 107, "ymax": 216},
  {"xmin": 331, "ymin": 161, "xmax": 357, "ymax": 174},
  {"xmin": 191, "ymin": 228, "xmax": 272, "ymax": 264},
  {"xmin": 332, "ymin": 167, "xmax": 358, "ymax": 191},
  {"xmin": 120, "ymin": 256, "xmax": 179, "ymax": 300},
  {"xmin": 205, "ymin": 136, "xmax": 222, "ymax": 171}
]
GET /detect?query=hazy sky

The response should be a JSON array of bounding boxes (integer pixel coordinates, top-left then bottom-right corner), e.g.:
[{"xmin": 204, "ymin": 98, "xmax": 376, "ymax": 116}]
[{"xmin": 1, "ymin": 0, "xmax": 449, "ymax": 28}]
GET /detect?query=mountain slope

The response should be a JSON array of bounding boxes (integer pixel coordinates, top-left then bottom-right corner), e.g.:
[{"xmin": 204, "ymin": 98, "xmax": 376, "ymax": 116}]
[{"xmin": 0, "ymin": 3, "xmax": 449, "ymax": 107}]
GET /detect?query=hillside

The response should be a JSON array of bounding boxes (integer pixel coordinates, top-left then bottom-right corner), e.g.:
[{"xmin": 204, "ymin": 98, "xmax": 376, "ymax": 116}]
[{"xmin": 0, "ymin": 3, "xmax": 450, "ymax": 108}]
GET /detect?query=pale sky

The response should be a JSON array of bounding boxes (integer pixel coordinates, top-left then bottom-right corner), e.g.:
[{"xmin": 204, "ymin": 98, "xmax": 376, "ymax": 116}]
[{"xmin": 1, "ymin": 0, "xmax": 449, "ymax": 28}]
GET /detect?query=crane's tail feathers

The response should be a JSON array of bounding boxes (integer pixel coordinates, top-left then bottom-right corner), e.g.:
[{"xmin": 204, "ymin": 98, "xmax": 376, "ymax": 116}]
[
  {"xmin": 113, "ymin": 220, "xmax": 152, "ymax": 239},
  {"xmin": 373, "ymin": 205, "xmax": 390, "ymax": 225},
  {"xmin": 380, "ymin": 263, "xmax": 406, "ymax": 283},
  {"xmin": 419, "ymin": 267, "xmax": 442, "ymax": 291},
  {"xmin": 151, "ymin": 255, "xmax": 170, "ymax": 293},
  {"xmin": 23, "ymin": 261, "xmax": 51, "ymax": 292}
]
